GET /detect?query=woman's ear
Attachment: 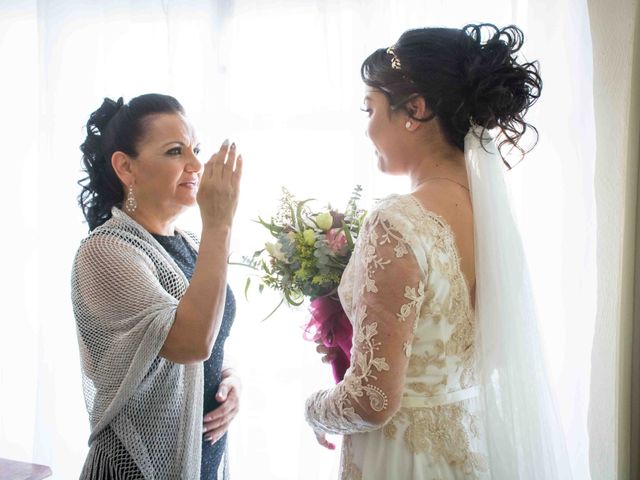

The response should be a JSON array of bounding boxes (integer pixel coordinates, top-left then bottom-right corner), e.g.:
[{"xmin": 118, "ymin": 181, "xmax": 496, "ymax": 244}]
[
  {"xmin": 111, "ymin": 151, "xmax": 135, "ymax": 186},
  {"xmin": 405, "ymin": 94, "xmax": 432, "ymax": 122}
]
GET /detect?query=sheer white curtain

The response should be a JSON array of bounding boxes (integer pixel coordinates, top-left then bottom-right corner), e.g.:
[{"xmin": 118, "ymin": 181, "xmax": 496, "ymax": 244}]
[{"xmin": 0, "ymin": 0, "xmax": 593, "ymax": 478}]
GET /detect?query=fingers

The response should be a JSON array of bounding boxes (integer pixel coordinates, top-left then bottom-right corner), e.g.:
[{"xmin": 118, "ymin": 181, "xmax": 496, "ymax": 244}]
[
  {"xmin": 204, "ymin": 407, "xmax": 235, "ymax": 430},
  {"xmin": 220, "ymin": 369, "xmax": 242, "ymax": 396},
  {"xmin": 211, "ymin": 138, "xmax": 231, "ymax": 164},
  {"xmin": 314, "ymin": 431, "xmax": 336, "ymax": 450},
  {"xmin": 203, "ymin": 389, "xmax": 239, "ymax": 436},
  {"xmin": 197, "ymin": 138, "xmax": 243, "ymax": 228},
  {"xmin": 204, "ymin": 391, "xmax": 238, "ymax": 423},
  {"xmin": 204, "ymin": 423, "xmax": 230, "ymax": 444},
  {"xmin": 221, "ymin": 366, "xmax": 237, "ymax": 380},
  {"xmin": 222, "ymin": 142, "xmax": 237, "ymax": 182},
  {"xmin": 232, "ymin": 154, "xmax": 243, "ymax": 188},
  {"xmin": 215, "ymin": 381, "xmax": 235, "ymax": 402},
  {"xmin": 201, "ymin": 139, "xmax": 228, "ymax": 182},
  {"xmin": 316, "ymin": 344, "xmax": 338, "ymax": 363},
  {"xmin": 216, "ymin": 378, "xmax": 231, "ymax": 401},
  {"xmin": 219, "ymin": 138, "xmax": 230, "ymax": 152},
  {"xmin": 205, "ymin": 139, "xmax": 242, "ymax": 184},
  {"xmin": 203, "ymin": 402, "xmax": 239, "ymax": 436},
  {"xmin": 216, "ymin": 385, "xmax": 229, "ymax": 402},
  {"xmin": 220, "ymin": 368, "xmax": 241, "ymax": 389},
  {"xmin": 214, "ymin": 138, "xmax": 230, "ymax": 162},
  {"xmin": 318, "ymin": 437, "xmax": 336, "ymax": 450},
  {"xmin": 215, "ymin": 373, "xmax": 241, "ymax": 402}
]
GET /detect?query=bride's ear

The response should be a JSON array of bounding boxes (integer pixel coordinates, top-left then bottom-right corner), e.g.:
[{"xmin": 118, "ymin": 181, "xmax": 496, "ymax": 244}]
[{"xmin": 404, "ymin": 95, "xmax": 433, "ymax": 126}]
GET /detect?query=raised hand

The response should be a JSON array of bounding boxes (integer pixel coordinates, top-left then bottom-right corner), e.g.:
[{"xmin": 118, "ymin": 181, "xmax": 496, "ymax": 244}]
[{"xmin": 197, "ymin": 139, "xmax": 243, "ymax": 230}]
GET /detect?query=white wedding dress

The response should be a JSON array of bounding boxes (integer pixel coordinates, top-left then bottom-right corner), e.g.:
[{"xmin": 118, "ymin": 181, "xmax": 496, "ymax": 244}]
[{"xmin": 305, "ymin": 192, "xmax": 489, "ymax": 480}]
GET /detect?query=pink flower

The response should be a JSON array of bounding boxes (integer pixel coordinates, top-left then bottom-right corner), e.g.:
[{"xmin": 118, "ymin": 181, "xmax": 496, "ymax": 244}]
[{"xmin": 326, "ymin": 228, "xmax": 348, "ymax": 254}]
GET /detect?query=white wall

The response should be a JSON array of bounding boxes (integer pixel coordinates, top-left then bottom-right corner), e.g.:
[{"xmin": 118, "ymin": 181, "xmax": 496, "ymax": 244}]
[{"xmin": 588, "ymin": 0, "xmax": 640, "ymax": 478}]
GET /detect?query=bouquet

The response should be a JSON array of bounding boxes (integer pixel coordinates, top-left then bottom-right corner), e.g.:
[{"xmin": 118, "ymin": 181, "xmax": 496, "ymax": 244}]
[{"xmin": 240, "ymin": 186, "xmax": 367, "ymax": 382}]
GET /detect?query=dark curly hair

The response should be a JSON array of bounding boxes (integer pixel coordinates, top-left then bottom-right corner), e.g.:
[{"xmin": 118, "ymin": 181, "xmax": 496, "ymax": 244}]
[
  {"xmin": 78, "ymin": 93, "xmax": 185, "ymax": 231},
  {"xmin": 361, "ymin": 24, "xmax": 542, "ymax": 166}
]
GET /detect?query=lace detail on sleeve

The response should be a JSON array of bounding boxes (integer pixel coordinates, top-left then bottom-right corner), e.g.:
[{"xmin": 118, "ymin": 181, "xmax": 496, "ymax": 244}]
[{"xmin": 305, "ymin": 208, "xmax": 426, "ymax": 434}]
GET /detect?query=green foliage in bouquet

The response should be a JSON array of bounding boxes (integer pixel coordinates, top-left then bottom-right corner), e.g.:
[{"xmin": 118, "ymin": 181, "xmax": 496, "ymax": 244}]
[{"xmin": 237, "ymin": 186, "xmax": 367, "ymax": 319}]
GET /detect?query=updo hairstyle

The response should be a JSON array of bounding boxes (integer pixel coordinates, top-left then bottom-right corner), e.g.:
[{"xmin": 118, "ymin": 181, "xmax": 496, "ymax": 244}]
[
  {"xmin": 78, "ymin": 93, "xmax": 185, "ymax": 230},
  {"xmin": 361, "ymin": 24, "xmax": 542, "ymax": 164}
]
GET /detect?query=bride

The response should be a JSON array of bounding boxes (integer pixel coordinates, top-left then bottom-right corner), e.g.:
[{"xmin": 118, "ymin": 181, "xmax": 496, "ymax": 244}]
[{"xmin": 304, "ymin": 24, "xmax": 572, "ymax": 479}]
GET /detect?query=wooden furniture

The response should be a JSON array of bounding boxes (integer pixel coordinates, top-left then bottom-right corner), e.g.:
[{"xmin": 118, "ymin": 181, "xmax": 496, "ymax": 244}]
[{"xmin": 0, "ymin": 458, "xmax": 52, "ymax": 480}]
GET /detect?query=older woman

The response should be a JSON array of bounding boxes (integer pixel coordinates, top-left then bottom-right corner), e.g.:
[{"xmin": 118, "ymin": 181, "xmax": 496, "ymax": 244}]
[{"xmin": 72, "ymin": 93, "xmax": 242, "ymax": 479}]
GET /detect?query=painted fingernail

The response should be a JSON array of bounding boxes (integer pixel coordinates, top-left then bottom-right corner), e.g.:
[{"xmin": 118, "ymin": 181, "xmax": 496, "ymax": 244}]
[
  {"xmin": 222, "ymin": 139, "xmax": 230, "ymax": 147},
  {"xmin": 230, "ymin": 142, "xmax": 236, "ymax": 150}
]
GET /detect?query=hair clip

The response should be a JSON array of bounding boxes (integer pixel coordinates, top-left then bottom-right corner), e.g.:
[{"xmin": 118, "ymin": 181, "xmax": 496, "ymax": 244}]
[{"xmin": 386, "ymin": 46, "xmax": 402, "ymax": 70}]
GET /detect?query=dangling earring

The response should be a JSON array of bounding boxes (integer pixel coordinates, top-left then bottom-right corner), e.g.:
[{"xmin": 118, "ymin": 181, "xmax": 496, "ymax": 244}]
[
  {"xmin": 405, "ymin": 121, "xmax": 412, "ymax": 129},
  {"xmin": 125, "ymin": 184, "xmax": 137, "ymax": 213}
]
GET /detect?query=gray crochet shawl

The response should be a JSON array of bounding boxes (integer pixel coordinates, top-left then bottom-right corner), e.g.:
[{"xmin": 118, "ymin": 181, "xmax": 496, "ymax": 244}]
[{"xmin": 72, "ymin": 207, "xmax": 203, "ymax": 479}]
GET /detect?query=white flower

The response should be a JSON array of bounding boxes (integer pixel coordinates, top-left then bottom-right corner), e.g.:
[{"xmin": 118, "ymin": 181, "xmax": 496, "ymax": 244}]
[{"xmin": 265, "ymin": 242, "xmax": 287, "ymax": 262}]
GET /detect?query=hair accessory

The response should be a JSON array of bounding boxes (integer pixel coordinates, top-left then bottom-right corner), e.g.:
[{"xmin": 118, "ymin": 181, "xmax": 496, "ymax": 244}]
[
  {"xmin": 386, "ymin": 46, "xmax": 402, "ymax": 70},
  {"xmin": 125, "ymin": 184, "xmax": 137, "ymax": 213}
]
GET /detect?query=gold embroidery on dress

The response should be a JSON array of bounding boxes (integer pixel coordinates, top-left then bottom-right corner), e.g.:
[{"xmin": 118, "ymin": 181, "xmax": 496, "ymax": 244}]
[
  {"xmin": 423, "ymin": 340, "xmax": 447, "ymax": 370},
  {"xmin": 406, "ymin": 378, "xmax": 446, "ymax": 396},
  {"xmin": 422, "ymin": 286, "xmax": 445, "ymax": 323},
  {"xmin": 388, "ymin": 196, "xmax": 486, "ymax": 476},
  {"xmin": 383, "ymin": 420, "xmax": 398, "ymax": 439},
  {"xmin": 389, "ymin": 402, "xmax": 488, "ymax": 478},
  {"xmin": 306, "ymin": 195, "xmax": 487, "ymax": 478}
]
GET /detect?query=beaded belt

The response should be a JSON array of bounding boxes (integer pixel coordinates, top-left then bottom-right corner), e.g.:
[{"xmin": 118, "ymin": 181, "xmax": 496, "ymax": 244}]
[{"xmin": 400, "ymin": 386, "xmax": 479, "ymax": 408}]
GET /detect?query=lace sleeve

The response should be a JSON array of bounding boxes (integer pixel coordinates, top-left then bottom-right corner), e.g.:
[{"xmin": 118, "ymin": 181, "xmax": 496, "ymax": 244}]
[{"xmin": 305, "ymin": 209, "xmax": 426, "ymax": 434}]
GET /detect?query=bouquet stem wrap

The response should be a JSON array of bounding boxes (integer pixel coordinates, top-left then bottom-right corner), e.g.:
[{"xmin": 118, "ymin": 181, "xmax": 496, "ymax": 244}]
[{"xmin": 305, "ymin": 296, "xmax": 352, "ymax": 383}]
